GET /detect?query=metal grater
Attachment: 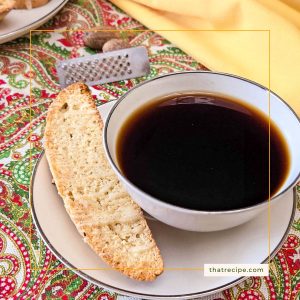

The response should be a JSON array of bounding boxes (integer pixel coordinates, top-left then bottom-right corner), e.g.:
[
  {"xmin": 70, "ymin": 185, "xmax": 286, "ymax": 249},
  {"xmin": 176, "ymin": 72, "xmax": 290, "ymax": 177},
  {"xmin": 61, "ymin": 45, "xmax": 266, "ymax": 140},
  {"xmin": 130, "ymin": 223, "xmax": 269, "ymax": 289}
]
[{"xmin": 56, "ymin": 46, "xmax": 150, "ymax": 87}]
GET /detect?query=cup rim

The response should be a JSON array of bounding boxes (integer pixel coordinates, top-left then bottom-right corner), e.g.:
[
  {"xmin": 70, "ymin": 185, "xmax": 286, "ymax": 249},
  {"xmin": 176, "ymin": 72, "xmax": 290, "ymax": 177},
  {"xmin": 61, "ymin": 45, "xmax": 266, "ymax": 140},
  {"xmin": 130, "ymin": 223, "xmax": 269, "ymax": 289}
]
[{"xmin": 103, "ymin": 71, "xmax": 300, "ymax": 215}]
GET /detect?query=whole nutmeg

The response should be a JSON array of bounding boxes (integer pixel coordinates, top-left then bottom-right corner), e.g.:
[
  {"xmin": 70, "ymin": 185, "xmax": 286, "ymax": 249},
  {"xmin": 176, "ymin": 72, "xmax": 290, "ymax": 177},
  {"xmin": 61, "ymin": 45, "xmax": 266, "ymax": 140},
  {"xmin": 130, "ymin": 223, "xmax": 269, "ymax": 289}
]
[
  {"xmin": 102, "ymin": 38, "xmax": 130, "ymax": 53},
  {"xmin": 83, "ymin": 25, "xmax": 120, "ymax": 50}
]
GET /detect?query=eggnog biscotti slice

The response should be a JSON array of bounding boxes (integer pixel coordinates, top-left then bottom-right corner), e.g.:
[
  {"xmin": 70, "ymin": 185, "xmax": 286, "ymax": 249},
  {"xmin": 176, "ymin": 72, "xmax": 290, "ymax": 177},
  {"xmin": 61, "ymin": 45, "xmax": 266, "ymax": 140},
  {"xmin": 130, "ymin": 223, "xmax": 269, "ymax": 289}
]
[{"xmin": 44, "ymin": 83, "xmax": 163, "ymax": 281}]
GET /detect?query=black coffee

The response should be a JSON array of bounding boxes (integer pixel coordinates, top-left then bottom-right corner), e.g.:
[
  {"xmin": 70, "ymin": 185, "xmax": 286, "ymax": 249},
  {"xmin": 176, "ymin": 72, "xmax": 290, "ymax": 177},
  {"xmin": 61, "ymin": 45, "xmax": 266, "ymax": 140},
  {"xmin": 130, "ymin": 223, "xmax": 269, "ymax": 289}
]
[{"xmin": 116, "ymin": 93, "xmax": 290, "ymax": 211}]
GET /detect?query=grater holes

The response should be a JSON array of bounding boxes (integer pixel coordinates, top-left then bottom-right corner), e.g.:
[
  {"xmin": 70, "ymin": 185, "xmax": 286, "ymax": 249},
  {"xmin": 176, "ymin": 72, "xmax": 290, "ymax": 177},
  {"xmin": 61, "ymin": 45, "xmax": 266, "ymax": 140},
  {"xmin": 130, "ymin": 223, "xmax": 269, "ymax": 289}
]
[{"xmin": 60, "ymin": 49, "xmax": 139, "ymax": 85}]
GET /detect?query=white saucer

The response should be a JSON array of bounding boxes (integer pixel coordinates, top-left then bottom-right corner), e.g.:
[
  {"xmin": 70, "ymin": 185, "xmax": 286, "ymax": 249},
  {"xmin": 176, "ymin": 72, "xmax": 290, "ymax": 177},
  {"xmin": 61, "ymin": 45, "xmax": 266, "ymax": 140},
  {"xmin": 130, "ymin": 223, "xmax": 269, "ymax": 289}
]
[
  {"xmin": 0, "ymin": 0, "xmax": 68, "ymax": 44},
  {"xmin": 31, "ymin": 101, "xmax": 296, "ymax": 299}
]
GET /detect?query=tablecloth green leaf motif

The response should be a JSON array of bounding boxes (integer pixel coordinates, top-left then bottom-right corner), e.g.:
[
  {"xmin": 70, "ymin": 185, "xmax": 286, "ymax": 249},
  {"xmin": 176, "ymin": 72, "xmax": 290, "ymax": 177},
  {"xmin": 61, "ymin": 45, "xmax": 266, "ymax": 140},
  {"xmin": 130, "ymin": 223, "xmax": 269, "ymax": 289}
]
[{"xmin": 0, "ymin": 0, "xmax": 299, "ymax": 299}]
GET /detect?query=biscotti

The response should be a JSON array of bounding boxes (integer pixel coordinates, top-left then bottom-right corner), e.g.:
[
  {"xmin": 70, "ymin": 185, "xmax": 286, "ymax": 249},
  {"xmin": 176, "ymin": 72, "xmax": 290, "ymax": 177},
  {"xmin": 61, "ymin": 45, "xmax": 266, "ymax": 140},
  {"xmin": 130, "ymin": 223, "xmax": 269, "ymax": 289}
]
[{"xmin": 44, "ymin": 82, "xmax": 163, "ymax": 281}]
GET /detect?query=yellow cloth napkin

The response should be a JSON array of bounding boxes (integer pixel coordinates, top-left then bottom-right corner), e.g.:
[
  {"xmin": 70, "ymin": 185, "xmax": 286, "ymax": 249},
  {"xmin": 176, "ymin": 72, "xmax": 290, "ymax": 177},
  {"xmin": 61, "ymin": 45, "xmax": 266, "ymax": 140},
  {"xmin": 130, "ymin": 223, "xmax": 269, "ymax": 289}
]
[{"xmin": 111, "ymin": 0, "xmax": 300, "ymax": 115}]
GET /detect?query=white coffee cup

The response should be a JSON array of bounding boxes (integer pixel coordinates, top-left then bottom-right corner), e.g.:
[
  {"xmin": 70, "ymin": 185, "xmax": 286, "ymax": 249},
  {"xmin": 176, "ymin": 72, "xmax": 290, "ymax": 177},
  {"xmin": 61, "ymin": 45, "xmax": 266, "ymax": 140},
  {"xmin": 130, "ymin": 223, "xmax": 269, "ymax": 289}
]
[{"xmin": 104, "ymin": 71, "xmax": 300, "ymax": 232}]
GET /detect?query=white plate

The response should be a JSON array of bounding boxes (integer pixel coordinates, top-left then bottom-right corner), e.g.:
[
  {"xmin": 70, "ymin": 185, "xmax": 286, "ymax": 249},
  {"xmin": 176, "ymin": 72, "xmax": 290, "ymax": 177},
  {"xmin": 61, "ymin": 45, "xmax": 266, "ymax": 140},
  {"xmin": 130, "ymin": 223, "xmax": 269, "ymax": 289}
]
[
  {"xmin": 0, "ymin": 0, "xmax": 68, "ymax": 44},
  {"xmin": 31, "ymin": 101, "xmax": 296, "ymax": 299}
]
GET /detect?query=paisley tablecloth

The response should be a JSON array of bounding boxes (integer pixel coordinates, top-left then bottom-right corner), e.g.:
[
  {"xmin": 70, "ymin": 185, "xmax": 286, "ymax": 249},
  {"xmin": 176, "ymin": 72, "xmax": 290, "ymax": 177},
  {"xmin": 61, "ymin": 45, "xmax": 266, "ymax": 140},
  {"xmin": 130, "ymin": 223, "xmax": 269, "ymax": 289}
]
[{"xmin": 0, "ymin": 0, "xmax": 299, "ymax": 299}]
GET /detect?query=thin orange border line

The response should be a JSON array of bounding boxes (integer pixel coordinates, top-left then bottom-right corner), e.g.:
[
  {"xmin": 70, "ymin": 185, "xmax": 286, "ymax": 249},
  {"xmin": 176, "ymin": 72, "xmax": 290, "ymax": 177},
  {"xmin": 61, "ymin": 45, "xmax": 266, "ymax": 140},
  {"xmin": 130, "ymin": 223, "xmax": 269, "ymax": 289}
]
[
  {"xmin": 268, "ymin": 30, "xmax": 271, "ymax": 264},
  {"xmin": 30, "ymin": 29, "xmax": 270, "ymax": 32},
  {"xmin": 31, "ymin": 267, "xmax": 205, "ymax": 271},
  {"xmin": 29, "ymin": 29, "xmax": 271, "ymax": 272},
  {"xmin": 29, "ymin": 32, "xmax": 32, "ymax": 245}
]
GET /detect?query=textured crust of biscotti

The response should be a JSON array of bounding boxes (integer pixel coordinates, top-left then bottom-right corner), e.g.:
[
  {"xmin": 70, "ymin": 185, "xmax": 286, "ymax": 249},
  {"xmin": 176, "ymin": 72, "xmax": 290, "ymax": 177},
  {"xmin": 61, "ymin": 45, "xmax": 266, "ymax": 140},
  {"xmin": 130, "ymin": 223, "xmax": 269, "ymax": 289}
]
[{"xmin": 44, "ymin": 83, "xmax": 163, "ymax": 281}]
